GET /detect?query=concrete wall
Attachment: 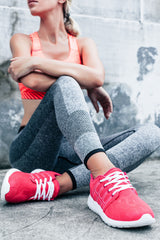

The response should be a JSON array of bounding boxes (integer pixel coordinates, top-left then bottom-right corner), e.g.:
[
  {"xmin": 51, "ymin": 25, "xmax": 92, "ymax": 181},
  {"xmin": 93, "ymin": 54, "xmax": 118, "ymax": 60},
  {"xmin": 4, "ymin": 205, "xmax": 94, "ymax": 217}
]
[{"xmin": 0, "ymin": 0, "xmax": 160, "ymax": 168}]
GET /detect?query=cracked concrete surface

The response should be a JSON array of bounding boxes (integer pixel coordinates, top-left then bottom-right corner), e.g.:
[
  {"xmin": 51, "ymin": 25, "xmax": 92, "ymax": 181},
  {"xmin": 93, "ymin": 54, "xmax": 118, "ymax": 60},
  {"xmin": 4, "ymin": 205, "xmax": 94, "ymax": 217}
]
[{"xmin": 0, "ymin": 159, "xmax": 160, "ymax": 240}]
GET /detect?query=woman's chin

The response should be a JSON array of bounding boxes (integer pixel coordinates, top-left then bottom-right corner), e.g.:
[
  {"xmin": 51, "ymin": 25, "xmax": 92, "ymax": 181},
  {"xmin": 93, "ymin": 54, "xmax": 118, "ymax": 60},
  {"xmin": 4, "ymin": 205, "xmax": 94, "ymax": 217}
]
[
  {"xmin": 30, "ymin": 9, "xmax": 48, "ymax": 17},
  {"xmin": 30, "ymin": 10, "xmax": 40, "ymax": 16}
]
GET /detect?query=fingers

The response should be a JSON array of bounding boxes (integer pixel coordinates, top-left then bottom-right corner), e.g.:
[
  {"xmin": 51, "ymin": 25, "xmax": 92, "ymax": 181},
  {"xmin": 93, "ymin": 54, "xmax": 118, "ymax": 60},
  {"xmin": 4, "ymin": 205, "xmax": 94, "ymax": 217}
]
[
  {"xmin": 103, "ymin": 107, "xmax": 110, "ymax": 119},
  {"xmin": 8, "ymin": 66, "xmax": 18, "ymax": 82},
  {"xmin": 10, "ymin": 58, "xmax": 17, "ymax": 62},
  {"xmin": 10, "ymin": 56, "xmax": 21, "ymax": 61},
  {"xmin": 109, "ymin": 99, "xmax": 113, "ymax": 113},
  {"xmin": 106, "ymin": 98, "xmax": 113, "ymax": 117},
  {"xmin": 105, "ymin": 111, "xmax": 111, "ymax": 120},
  {"xmin": 8, "ymin": 66, "xmax": 11, "ymax": 73},
  {"xmin": 103, "ymin": 102, "xmax": 113, "ymax": 120},
  {"xmin": 92, "ymin": 100, "xmax": 99, "ymax": 113},
  {"xmin": 90, "ymin": 96, "xmax": 99, "ymax": 113}
]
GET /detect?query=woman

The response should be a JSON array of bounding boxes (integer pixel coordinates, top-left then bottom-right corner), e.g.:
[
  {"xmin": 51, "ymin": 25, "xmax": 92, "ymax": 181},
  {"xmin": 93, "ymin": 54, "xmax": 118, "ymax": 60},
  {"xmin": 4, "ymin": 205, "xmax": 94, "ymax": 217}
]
[{"xmin": 1, "ymin": 0, "xmax": 160, "ymax": 228}]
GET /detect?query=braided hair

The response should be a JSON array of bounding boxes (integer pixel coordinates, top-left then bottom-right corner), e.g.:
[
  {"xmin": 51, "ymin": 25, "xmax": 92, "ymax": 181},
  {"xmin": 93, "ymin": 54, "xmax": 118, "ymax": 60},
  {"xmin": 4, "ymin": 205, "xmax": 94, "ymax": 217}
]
[{"xmin": 63, "ymin": 0, "xmax": 80, "ymax": 37}]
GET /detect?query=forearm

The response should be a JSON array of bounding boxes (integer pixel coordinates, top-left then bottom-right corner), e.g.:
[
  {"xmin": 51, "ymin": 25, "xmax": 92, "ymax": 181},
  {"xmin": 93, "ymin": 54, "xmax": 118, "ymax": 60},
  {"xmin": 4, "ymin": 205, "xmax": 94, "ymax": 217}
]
[
  {"xmin": 33, "ymin": 58, "xmax": 104, "ymax": 89},
  {"xmin": 20, "ymin": 72, "xmax": 57, "ymax": 92}
]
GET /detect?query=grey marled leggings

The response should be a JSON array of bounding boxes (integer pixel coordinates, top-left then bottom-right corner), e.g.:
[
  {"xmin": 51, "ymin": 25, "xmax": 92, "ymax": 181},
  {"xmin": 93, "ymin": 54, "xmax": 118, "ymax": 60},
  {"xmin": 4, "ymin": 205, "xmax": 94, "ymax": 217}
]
[{"xmin": 9, "ymin": 76, "xmax": 160, "ymax": 189}]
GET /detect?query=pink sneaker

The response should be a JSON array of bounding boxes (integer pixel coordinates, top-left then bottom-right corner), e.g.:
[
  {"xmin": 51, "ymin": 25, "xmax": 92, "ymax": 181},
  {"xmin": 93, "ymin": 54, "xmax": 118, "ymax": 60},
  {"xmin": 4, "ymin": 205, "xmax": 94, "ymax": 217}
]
[
  {"xmin": 1, "ymin": 168, "xmax": 60, "ymax": 203},
  {"xmin": 88, "ymin": 168, "xmax": 155, "ymax": 228}
]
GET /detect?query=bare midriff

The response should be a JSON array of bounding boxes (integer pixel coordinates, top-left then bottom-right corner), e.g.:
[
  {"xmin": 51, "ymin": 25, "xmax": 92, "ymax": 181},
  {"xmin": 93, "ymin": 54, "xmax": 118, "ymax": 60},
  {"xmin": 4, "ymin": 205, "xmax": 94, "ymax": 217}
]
[{"xmin": 21, "ymin": 99, "xmax": 41, "ymax": 126}]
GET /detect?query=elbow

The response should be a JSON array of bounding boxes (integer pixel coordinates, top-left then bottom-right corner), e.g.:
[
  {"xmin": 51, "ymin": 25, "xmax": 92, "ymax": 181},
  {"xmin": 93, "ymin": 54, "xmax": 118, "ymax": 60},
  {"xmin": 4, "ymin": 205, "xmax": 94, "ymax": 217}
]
[
  {"xmin": 28, "ymin": 79, "xmax": 39, "ymax": 90},
  {"xmin": 94, "ymin": 78, "xmax": 104, "ymax": 88},
  {"xmin": 93, "ymin": 72, "xmax": 105, "ymax": 88},
  {"xmin": 21, "ymin": 75, "xmax": 39, "ymax": 90}
]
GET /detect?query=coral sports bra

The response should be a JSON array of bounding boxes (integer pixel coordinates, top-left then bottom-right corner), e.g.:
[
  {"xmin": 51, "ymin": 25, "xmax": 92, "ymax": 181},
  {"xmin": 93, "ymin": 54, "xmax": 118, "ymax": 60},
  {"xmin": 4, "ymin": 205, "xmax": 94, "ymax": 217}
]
[{"xmin": 19, "ymin": 32, "xmax": 82, "ymax": 99}]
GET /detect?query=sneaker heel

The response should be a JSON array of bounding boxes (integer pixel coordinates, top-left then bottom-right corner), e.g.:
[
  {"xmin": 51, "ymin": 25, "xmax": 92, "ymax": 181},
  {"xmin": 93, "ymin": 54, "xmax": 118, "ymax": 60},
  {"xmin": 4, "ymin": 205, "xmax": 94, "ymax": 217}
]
[{"xmin": 1, "ymin": 168, "xmax": 20, "ymax": 201}]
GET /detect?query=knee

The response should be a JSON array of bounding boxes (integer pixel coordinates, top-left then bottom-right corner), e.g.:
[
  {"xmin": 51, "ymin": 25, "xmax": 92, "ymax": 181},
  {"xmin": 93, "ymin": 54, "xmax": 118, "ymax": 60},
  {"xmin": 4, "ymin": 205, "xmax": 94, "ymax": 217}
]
[
  {"xmin": 48, "ymin": 76, "xmax": 81, "ymax": 96},
  {"xmin": 46, "ymin": 76, "xmax": 80, "ymax": 98},
  {"xmin": 139, "ymin": 123, "xmax": 160, "ymax": 148},
  {"xmin": 56, "ymin": 76, "xmax": 81, "ymax": 89},
  {"xmin": 144, "ymin": 123, "xmax": 160, "ymax": 137}
]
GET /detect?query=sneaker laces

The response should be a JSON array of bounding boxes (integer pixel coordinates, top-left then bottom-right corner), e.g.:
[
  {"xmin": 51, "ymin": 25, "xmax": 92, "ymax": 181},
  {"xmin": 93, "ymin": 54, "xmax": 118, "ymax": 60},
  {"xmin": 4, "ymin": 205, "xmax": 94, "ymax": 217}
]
[
  {"xmin": 100, "ymin": 171, "xmax": 134, "ymax": 196},
  {"xmin": 34, "ymin": 177, "xmax": 55, "ymax": 201}
]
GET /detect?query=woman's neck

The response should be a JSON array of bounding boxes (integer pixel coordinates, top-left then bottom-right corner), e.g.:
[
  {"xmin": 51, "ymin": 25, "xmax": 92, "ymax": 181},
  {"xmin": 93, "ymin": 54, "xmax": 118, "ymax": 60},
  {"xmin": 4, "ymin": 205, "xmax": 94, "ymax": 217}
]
[{"xmin": 38, "ymin": 6, "xmax": 67, "ymax": 43}]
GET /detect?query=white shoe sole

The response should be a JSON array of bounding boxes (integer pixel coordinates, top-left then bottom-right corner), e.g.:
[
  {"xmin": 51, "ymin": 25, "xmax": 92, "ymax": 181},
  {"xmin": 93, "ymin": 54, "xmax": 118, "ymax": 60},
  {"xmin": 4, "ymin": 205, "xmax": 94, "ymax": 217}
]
[
  {"xmin": 87, "ymin": 194, "xmax": 156, "ymax": 228},
  {"xmin": 1, "ymin": 168, "xmax": 20, "ymax": 201},
  {"xmin": 31, "ymin": 169, "xmax": 45, "ymax": 173}
]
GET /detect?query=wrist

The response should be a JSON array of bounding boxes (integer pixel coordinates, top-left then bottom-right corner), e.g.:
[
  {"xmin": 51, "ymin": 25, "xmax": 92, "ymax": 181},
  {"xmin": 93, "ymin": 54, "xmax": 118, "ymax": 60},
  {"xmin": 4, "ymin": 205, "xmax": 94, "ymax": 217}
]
[{"xmin": 32, "ymin": 57, "xmax": 42, "ymax": 71}]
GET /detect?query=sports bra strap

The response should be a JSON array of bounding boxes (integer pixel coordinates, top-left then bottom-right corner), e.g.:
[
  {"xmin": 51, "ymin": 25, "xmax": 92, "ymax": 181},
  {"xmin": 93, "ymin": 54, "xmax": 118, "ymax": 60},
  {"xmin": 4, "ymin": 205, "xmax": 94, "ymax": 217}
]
[
  {"xmin": 68, "ymin": 34, "xmax": 79, "ymax": 51},
  {"xmin": 30, "ymin": 32, "xmax": 41, "ymax": 52}
]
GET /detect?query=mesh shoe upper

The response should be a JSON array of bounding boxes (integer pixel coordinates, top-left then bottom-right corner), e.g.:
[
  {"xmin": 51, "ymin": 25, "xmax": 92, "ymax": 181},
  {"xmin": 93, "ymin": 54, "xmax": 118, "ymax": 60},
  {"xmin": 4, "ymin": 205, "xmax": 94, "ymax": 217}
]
[
  {"xmin": 89, "ymin": 168, "xmax": 154, "ymax": 222},
  {"xmin": 2, "ymin": 169, "xmax": 60, "ymax": 203}
]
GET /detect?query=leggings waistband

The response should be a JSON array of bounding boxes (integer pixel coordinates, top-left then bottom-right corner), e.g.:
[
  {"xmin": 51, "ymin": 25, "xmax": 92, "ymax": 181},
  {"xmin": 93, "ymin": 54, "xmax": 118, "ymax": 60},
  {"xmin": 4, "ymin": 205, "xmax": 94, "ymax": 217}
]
[{"xmin": 18, "ymin": 126, "xmax": 26, "ymax": 133}]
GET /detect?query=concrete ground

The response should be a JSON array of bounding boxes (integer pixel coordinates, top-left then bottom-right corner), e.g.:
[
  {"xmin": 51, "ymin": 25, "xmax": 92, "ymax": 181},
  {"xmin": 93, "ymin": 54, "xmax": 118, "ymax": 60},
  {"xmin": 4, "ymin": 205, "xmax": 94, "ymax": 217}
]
[{"xmin": 0, "ymin": 159, "xmax": 159, "ymax": 240}]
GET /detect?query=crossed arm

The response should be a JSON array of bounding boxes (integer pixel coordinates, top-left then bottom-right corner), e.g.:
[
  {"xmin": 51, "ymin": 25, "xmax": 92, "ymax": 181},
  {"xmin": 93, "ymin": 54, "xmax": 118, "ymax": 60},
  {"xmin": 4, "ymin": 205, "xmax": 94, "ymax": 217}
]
[{"xmin": 8, "ymin": 33, "xmax": 113, "ymax": 119}]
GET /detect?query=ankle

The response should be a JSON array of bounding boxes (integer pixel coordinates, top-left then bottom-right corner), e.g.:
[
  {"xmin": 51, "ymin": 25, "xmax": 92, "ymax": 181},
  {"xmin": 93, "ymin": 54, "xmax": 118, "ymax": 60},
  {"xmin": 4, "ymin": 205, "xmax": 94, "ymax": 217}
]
[
  {"xmin": 90, "ymin": 165, "xmax": 113, "ymax": 179},
  {"xmin": 56, "ymin": 172, "xmax": 73, "ymax": 195},
  {"xmin": 87, "ymin": 152, "xmax": 115, "ymax": 178}
]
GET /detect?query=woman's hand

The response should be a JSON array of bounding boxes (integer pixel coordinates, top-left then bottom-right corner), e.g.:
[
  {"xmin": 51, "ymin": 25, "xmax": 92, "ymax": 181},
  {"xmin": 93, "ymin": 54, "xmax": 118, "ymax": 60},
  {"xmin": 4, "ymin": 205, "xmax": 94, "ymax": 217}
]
[
  {"xmin": 8, "ymin": 57, "xmax": 35, "ymax": 82},
  {"xmin": 87, "ymin": 87, "xmax": 113, "ymax": 119}
]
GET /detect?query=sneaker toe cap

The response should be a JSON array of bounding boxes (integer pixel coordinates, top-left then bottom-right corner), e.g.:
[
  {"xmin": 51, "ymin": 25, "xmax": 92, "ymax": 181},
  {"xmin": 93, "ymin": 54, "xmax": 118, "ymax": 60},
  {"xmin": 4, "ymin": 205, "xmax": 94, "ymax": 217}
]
[{"xmin": 105, "ymin": 190, "xmax": 154, "ymax": 222}]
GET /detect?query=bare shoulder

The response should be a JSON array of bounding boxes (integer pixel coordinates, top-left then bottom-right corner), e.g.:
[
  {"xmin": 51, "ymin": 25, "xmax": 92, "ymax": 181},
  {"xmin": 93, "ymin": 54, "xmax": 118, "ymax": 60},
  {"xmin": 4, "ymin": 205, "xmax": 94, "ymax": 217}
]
[
  {"xmin": 10, "ymin": 33, "xmax": 32, "ymax": 48},
  {"xmin": 77, "ymin": 37, "xmax": 96, "ymax": 49},
  {"xmin": 10, "ymin": 33, "xmax": 32, "ymax": 56},
  {"xmin": 77, "ymin": 37, "xmax": 97, "ymax": 56}
]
